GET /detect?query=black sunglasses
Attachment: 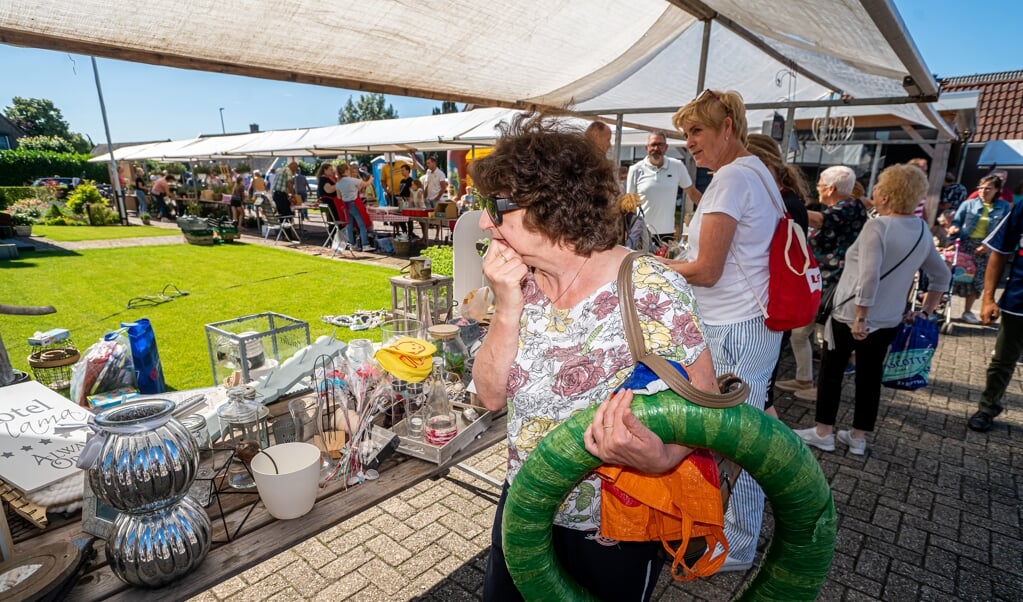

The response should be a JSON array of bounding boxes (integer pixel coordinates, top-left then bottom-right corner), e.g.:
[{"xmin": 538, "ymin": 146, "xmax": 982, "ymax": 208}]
[{"xmin": 478, "ymin": 192, "xmax": 521, "ymax": 226}]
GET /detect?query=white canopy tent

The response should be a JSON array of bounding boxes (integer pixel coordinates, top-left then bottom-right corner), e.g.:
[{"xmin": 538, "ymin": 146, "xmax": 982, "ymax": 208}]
[
  {"xmin": 89, "ymin": 108, "xmax": 655, "ymax": 161},
  {"xmin": 87, "ymin": 141, "xmax": 169, "ymax": 163},
  {"xmin": 1, "ymin": 0, "xmax": 952, "ymax": 141}
]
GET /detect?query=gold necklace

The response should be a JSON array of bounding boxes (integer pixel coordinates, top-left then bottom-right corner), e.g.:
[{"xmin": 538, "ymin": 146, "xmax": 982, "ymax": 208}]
[{"xmin": 547, "ymin": 255, "xmax": 591, "ymax": 307}]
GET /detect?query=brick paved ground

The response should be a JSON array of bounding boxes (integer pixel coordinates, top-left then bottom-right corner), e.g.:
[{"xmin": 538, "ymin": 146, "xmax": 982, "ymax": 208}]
[
  {"xmin": 33, "ymin": 222, "xmax": 1021, "ymax": 600},
  {"xmin": 180, "ymin": 301, "xmax": 1021, "ymax": 601}
]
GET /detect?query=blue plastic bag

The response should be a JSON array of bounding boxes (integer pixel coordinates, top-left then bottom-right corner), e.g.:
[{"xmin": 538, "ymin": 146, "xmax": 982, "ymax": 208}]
[
  {"xmin": 881, "ymin": 316, "xmax": 939, "ymax": 391},
  {"xmin": 121, "ymin": 318, "xmax": 166, "ymax": 394}
]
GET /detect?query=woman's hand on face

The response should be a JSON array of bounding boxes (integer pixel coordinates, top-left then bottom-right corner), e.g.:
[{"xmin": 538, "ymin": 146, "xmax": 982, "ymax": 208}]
[
  {"xmin": 584, "ymin": 389, "xmax": 689, "ymax": 474},
  {"xmin": 482, "ymin": 239, "xmax": 528, "ymax": 313}
]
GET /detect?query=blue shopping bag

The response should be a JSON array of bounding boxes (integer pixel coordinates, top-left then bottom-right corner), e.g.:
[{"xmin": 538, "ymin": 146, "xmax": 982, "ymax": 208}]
[
  {"xmin": 881, "ymin": 316, "xmax": 939, "ymax": 391},
  {"xmin": 121, "ymin": 318, "xmax": 167, "ymax": 394}
]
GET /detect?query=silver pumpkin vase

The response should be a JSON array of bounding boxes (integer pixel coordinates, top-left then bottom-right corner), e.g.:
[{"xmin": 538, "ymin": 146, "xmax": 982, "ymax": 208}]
[{"xmin": 87, "ymin": 399, "xmax": 212, "ymax": 588}]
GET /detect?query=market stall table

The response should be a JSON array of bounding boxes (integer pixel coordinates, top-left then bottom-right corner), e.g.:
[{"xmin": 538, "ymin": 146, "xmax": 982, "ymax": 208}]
[{"xmin": 10, "ymin": 412, "xmax": 506, "ymax": 601}]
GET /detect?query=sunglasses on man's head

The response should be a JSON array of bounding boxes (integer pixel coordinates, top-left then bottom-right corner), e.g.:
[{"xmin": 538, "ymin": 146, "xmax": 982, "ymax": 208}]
[{"xmin": 478, "ymin": 192, "xmax": 521, "ymax": 226}]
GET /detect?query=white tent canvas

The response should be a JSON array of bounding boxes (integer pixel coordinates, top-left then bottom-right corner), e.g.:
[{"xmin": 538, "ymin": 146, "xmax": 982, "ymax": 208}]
[{"xmin": 1, "ymin": 0, "xmax": 953, "ymax": 141}]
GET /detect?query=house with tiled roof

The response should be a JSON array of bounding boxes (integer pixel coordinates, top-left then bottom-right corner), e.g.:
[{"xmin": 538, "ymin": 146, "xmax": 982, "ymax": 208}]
[
  {"xmin": 940, "ymin": 70, "xmax": 1023, "ymax": 189},
  {"xmin": 0, "ymin": 114, "xmax": 27, "ymax": 150}
]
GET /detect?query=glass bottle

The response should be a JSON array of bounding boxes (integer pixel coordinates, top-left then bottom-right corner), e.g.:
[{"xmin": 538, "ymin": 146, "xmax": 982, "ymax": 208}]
[{"xmin": 423, "ymin": 358, "xmax": 458, "ymax": 446}]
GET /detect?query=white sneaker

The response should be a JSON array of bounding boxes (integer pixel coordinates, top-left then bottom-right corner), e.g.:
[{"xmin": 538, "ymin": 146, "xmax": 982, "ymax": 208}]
[
  {"xmin": 837, "ymin": 430, "xmax": 867, "ymax": 455},
  {"xmin": 794, "ymin": 426, "xmax": 835, "ymax": 451},
  {"xmin": 362, "ymin": 246, "xmax": 376, "ymax": 252},
  {"xmin": 962, "ymin": 311, "xmax": 981, "ymax": 325}
]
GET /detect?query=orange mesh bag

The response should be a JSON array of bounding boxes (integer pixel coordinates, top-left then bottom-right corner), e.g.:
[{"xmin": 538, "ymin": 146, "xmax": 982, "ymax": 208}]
[{"xmin": 595, "ymin": 449, "xmax": 728, "ymax": 581}]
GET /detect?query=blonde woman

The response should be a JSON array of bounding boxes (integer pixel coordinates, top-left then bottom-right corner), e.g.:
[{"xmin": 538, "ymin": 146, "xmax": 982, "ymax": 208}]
[
  {"xmin": 665, "ymin": 90, "xmax": 781, "ymax": 571},
  {"xmin": 796, "ymin": 164, "xmax": 950, "ymax": 456}
]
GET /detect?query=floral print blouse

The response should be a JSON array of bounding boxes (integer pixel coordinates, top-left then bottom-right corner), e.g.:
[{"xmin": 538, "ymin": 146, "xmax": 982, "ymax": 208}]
[
  {"xmin": 810, "ymin": 196, "xmax": 868, "ymax": 290},
  {"xmin": 504, "ymin": 255, "xmax": 707, "ymax": 532}
]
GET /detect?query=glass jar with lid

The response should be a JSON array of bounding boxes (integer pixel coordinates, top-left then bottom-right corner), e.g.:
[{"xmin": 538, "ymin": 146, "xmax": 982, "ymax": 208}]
[
  {"xmin": 216, "ymin": 386, "xmax": 269, "ymax": 489},
  {"xmin": 427, "ymin": 324, "xmax": 469, "ymax": 383}
]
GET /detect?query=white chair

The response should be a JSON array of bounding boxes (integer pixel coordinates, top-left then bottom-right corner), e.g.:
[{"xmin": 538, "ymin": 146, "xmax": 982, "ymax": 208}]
[
  {"xmin": 254, "ymin": 194, "xmax": 300, "ymax": 245},
  {"xmin": 318, "ymin": 203, "xmax": 354, "ymax": 258}
]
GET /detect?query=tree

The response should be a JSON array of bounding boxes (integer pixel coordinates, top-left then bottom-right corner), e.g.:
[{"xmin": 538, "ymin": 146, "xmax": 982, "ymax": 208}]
[
  {"xmin": 16, "ymin": 135, "xmax": 76, "ymax": 153},
  {"xmin": 3, "ymin": 97, "xmax": 92, "ymax": 153},
  {"xmin": 431, "ymin": 101, "xmax": 459, "ymax": 115},
  {"xmin": 338, "ymin": 93, "xmax": 398, "ymax": 124}
]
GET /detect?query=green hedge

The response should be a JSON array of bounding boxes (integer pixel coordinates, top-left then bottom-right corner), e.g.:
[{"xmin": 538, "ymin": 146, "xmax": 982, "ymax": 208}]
[
  {"xmin": 0, "ymin": 186, "xmax": 36, "ymax": 211},
  {"xmin": 0, "ymin": 149, "xmax": 110, "ymax": 186}
]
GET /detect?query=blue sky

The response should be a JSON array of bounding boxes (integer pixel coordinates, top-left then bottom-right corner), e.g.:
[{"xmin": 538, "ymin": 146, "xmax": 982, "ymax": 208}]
[{"xmin": 1, "ymin": 0, "xmax": 1019, "ymax": 145}]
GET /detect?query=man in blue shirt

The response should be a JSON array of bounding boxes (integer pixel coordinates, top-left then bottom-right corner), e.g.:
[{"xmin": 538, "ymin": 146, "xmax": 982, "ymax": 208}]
[{"xmin": 967, "ymin": 200, "xmax": 1023, "ymax": 432}]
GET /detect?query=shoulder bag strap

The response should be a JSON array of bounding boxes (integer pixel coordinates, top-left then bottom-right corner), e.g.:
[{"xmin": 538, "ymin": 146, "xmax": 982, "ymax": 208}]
[
  {"xmin": 831, "ymin": 218, "xmax": 926, "ymax": 311},
  {"xmin": 617, "ymin": 251, "xmax": 748, "ymax": 409},
  {"xmin": 726, "ymin": 161, "xmax": 791, "ymax": 320}
]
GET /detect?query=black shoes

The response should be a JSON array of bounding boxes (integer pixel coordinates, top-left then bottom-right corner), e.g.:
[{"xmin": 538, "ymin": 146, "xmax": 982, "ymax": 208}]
[{"xmin": 967, "ymin": 411, "xmax": 995, "ymax": 432}]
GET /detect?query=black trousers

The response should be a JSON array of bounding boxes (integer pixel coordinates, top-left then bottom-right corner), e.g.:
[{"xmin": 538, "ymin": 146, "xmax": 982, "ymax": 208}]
[
  {"xmin": 272, "ymin": 191, "xmax": 294, "ymax": 217},
  {"xmin": 483, "ymin": 483, "xmax": 662, "ymax": 602},
  {"xmin": 815, "ymin": 319, "xmax": 898, "ymax": 431}
]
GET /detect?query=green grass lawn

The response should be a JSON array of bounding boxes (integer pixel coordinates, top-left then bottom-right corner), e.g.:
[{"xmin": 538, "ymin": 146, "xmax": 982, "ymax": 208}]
[
  {"xmin": 32, "ymin": 224, "xmax": 176, "ymax": 242},
  {"xmin": 1, "ymin": 243, "xmax": 398, "ymax": 391}
]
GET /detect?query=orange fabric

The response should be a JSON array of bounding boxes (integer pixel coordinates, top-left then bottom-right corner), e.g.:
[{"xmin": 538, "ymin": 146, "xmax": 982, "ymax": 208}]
[{"xmin": 595, "ymin": 449, "xmax": 728, "ymax": 581}]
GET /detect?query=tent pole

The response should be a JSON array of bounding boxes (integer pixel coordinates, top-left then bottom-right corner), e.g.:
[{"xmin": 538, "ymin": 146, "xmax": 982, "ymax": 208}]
[
  {"xmin": 91, "ymin": 56, "xmax": 127, "ymax": 225},
  {"xmin": 613, "ymin": 114, "xmax": 624, "ymax": 170},
  {"xmin": 696, "ymin": 19, "xmax": 711, "ymax": 95},
  {"xmin": 782, "ymin": 106, "xmax": 796, "ymax": 160},
  {"xmin": 868, "ymin": 142, "xmax": 884, "ymax": 195}
]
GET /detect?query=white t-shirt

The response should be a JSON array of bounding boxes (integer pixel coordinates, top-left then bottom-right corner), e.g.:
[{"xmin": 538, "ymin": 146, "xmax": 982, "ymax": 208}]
[
  {"xmin": 626, "ymin": 156, "xmax": 692, "ymax": 235},
  {"xmin": 337, "ymin": 176, "xmax": 361, "ymax": 202},
  {"xmin": 687, "ymin": 156, "xmax": 777, "ymax": 325},
  {"xmin": 424, "ymin": 167, "xmax": 447, "ymax": 202}
]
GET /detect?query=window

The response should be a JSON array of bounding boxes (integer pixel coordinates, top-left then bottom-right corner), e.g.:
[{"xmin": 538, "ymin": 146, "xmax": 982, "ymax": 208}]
[{"xmin": 0, "ymin": 135, "xmax": 10, "ymax": 150}]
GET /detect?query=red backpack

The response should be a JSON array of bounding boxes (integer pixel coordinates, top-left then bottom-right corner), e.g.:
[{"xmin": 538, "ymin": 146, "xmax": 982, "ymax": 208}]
[{"xmin": 734, "ymin": 165, "xmax": 822, "ymax": 331}]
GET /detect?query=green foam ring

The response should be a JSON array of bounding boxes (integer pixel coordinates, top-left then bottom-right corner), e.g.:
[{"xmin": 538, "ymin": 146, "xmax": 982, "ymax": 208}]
[{"xmin": 502, "ymin": 390, "xmax": 836, "ymax": 601}]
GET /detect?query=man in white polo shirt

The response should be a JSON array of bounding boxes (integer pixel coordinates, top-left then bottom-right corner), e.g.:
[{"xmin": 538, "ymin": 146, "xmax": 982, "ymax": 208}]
[
  {"xmin": 423, "ymin": 156, "xmax": 447, "ymax": 208},
  {"xmin": 627, "ymin": 131, "xmax": 701, "ymax": 241}
]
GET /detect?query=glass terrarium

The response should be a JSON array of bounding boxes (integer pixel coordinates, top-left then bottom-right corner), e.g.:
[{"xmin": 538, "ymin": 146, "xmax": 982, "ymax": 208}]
[{"xmin": 204, "ymin": 312, "xmax": 310, "ymax": 386}]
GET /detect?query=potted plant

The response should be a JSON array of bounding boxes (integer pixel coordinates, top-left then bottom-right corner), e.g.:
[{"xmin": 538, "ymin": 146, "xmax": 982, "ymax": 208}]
[
  {"xmin": 8, "ymin": 198, "xmax": 47, "ymax": 236},
  {"xmin": 139, "ymin": 212, "xmax": 152, "ymax": 225},
  {"xmin": 11, "ymin": 212, "xmax": 34, "ymax": 236}
]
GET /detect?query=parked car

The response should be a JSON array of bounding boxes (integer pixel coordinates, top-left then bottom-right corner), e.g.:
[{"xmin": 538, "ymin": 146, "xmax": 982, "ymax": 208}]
[{"xmin": 31, "ymin": 177, "xmax": 77, "ymax": 198}]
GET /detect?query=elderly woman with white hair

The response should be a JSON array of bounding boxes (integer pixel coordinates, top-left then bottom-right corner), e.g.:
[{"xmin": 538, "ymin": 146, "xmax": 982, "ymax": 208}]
[
  {"xmin": 778, "ymin": 165, "xmax": 869, "ymax": 401},
  {"xmin": 796, "ymin": 164, "xmax": 950, "ymax": 456}
]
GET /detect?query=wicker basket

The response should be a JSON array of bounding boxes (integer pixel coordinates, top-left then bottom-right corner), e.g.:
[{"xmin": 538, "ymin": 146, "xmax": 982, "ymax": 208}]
[
  {"xmin": 28, "ymin": 347, "xmax": 80, "ymax": 392},
  {"xmin": 184, "ymin": 231, "xmax": 216, "ymax": 245}
]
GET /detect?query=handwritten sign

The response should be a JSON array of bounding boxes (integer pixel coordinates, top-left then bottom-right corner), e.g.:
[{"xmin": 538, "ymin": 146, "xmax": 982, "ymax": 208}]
[{"xmin": 0, "ymin": 381, "xmax": 91, "ymax": 492}]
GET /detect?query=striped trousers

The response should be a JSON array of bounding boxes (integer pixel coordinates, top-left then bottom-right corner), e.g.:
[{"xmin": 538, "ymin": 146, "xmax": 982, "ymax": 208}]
[{"xmin": 703, "ymin": 316, "xmax": 781, "ymax": 563}]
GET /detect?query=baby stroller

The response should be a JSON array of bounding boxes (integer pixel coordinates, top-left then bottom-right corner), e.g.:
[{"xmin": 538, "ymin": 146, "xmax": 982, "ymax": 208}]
[{"xmin": 911, "ymin": 239, "xmax": 972, "ymax": 335}]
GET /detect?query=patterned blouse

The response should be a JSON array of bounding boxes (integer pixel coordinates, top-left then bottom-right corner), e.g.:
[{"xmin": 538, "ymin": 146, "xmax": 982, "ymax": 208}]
[
  {"xmin": 810, "ymin": 196, "xmax": 868, "ymax": 290},
  {"xmin": 503, "ymin": 255, "xmax": 707, "ymax": 532}
]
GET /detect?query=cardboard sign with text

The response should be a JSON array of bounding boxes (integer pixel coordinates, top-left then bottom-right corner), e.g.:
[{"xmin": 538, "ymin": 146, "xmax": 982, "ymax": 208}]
[{"xmin": 0, "ymin": 381, "xmax": 91, "ymax": 492}]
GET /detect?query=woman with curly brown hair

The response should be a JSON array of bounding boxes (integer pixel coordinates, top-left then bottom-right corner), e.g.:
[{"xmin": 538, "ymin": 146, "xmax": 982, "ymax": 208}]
[{"xmin": 471, "ymin": 114, "xmax": 717, "ymax": 600}]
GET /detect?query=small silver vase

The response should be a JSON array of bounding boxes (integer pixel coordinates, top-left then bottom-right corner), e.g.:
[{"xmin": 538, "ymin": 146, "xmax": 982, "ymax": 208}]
[
  {"xmin": 88, "ymin": 399, "xmax": 199, "ymax": 512},
  {"xmin": 106, "ymin": 495, "xmax": 212, "ymax": 588}
]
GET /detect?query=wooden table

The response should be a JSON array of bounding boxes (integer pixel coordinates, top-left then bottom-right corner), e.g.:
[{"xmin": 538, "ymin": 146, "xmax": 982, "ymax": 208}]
[{"xmin": 14, "ymin": 414, "xmax": 506, "ymax": 601}]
